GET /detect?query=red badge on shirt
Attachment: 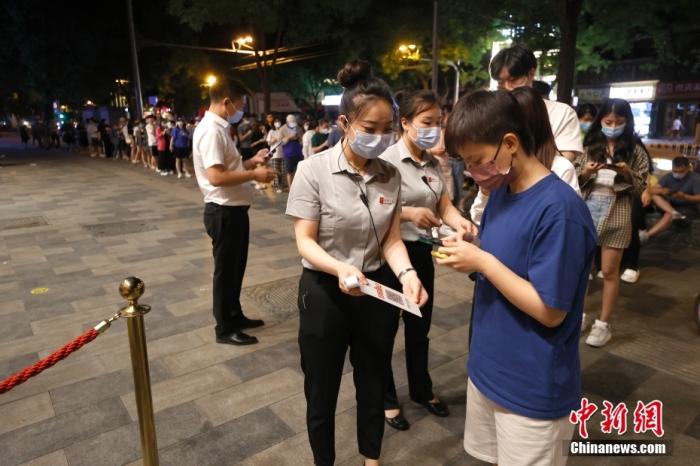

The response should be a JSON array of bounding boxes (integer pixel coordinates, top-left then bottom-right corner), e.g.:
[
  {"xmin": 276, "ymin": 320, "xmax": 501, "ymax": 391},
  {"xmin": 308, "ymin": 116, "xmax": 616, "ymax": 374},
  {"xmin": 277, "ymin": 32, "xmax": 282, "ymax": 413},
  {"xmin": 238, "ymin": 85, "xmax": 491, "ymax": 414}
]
[{"xmin": 379, "ymin": 196, "xmax": 394, "ymax": 205}]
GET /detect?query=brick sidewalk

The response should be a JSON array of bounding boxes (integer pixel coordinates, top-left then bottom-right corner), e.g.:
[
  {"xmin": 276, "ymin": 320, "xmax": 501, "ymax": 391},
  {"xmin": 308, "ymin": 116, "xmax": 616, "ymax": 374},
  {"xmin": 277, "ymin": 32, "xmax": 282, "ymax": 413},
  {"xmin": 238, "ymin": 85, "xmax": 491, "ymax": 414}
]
[{"xmin": 0, "ymin": 144, "xmax": 698, "ymax": 465}]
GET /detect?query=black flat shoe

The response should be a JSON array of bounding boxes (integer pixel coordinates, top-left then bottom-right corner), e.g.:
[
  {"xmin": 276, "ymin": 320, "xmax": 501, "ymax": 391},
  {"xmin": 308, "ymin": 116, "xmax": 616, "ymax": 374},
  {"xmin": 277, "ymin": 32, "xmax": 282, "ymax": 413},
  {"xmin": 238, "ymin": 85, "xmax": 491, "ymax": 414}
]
[
  {"xmin": 233, "ymin": 316, "xmax": 265, "ymax": 329},
  {"xmin": 385, "ymin": 413, "xmax": 410, "ymax": 431},
  {"xmin": 216, "ymin": 331, "xmax": 258, "ymax": 345},
  {"xmin": 417, "ymin": 400, "xmax": 449, "ymax": 417}
]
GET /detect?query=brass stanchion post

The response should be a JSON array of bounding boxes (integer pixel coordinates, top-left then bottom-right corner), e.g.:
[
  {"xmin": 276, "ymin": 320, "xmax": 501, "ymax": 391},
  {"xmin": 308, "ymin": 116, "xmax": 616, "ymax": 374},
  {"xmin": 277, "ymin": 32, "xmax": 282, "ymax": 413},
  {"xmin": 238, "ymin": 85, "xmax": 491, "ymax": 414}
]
[{"xmin": 119, "ymin": 277, "xmax": 159, "ymax": 466}]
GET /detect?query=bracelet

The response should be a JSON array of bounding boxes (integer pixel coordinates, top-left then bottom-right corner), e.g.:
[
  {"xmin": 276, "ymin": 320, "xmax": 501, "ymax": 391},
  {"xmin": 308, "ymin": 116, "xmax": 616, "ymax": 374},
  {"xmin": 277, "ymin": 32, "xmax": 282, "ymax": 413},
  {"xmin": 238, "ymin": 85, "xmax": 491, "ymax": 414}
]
[{"xmin": 397, "ymin": 267, "xmax": 416, "ymax": 281}]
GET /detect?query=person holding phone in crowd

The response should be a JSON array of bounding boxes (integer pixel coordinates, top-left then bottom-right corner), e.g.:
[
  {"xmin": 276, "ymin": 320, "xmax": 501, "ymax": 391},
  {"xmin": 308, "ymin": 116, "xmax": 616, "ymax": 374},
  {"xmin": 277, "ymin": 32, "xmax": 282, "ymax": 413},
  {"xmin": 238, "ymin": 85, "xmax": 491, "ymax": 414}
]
[
  {"xmin": 286, "ymin": 60, "xmax": 428, "ymax": 466},
  {"xmin": 379, "ymin": 89, "xmax": 478, "ymax": 431},
  {"xmin": 576, "ymin": 98, "xmax": 649, "ymax": 347},
  {"xmin": 438, "ymin": 90, "xmax": 596, "ymax": 466}
]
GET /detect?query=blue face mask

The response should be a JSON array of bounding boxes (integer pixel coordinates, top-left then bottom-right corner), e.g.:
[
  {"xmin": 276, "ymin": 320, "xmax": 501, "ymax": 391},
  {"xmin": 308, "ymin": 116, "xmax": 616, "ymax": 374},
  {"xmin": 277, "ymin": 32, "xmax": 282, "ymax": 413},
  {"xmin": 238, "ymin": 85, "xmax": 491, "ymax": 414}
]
[
  {"xmin": 410, "ymin": 124, "xmax": 441, "ymax": 150},
  {"xmin": 228, "ymin": 109, "xmax": 244, "ymax": 125},
  {"xmin": 601, "ymin": 123, "xmax": 625, "ymax": 139},
  {"xmin": 580, "ymin": 121, "xmax": 592, "ymax": 133},
  {"xmin": 348, "ymin": 126, "xmax": 395, "ymax": 159}
]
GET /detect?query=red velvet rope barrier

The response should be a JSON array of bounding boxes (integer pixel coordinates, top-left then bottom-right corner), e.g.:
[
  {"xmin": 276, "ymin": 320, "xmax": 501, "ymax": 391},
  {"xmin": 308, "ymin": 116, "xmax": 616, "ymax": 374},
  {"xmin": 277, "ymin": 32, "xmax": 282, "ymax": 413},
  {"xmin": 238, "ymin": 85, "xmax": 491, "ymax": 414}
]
[{"xmin": 0, "ymin": 328, "xmax": 99, "ymax": 394}]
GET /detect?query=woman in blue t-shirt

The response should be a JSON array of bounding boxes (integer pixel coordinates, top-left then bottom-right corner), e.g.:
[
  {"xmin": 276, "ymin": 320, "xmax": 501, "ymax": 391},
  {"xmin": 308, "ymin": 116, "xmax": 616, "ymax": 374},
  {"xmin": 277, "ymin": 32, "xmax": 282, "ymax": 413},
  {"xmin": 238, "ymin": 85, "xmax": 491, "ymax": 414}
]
[{"xmin": 438, "ymin": 90, "xmax": 597, "ymax": 466}]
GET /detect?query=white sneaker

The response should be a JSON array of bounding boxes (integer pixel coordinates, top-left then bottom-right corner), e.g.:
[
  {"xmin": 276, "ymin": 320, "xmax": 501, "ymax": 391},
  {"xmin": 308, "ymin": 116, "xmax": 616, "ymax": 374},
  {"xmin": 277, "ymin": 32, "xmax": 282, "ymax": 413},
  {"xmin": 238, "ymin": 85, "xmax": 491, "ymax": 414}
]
[
  {"xmin": 155, "ymin": 169, "xmax": 161, "ymax": 174},
  {"xmin": 184, "ymin": 172, "xmax": 192, "ymax": 178},
  {"xmin": 585, "ymin": 319, "xmax": 612, "ymax": 347},
  {"xmin": 177, "ymin": 173, "xmax": 183, "ymax": 179},
  {"xmin": 597, "ymin": 270, "xmax": 604, "ymax": 279},
  {"xmin": 620, "ymin": 269, "xmax": 639, "ymax": 284},
  {"xmin": 588, "ymin": 273, "xmax": 593, "ymax": 281},
  {"xmin": 639, "ymin": 230, "xmax": 650, "ymax": 244},
  {"xmin": 581, "ymin": 312, "xmax": 590, "ymax": 335},
  {"xmin": 160, "ymin": 171, "xmax": 168, "ymax": 176},
  {"xmin": 671, "ymin": 211, "xmax": 687, "ymax": 221}
]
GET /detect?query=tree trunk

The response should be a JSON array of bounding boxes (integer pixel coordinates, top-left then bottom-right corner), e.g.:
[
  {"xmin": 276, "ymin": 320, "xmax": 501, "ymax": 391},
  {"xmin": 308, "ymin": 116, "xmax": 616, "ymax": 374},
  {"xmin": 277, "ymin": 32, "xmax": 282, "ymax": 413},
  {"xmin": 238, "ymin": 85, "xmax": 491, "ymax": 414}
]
[{"xmin": 556, "ymin": 0, "xmax": 582, "ymax": 105}]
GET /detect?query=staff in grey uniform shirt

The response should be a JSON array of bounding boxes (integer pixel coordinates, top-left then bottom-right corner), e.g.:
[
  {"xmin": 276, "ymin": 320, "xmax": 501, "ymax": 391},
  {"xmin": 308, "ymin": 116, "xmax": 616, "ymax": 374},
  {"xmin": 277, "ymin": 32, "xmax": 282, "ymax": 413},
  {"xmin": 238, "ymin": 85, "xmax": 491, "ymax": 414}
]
[
  {"xmin": 380, "ymin": 90, "xmax": 478, "ymax": 431},
  {"xmin": 286, "ymin": 60, "xmax": 428, "ymax": 466}
]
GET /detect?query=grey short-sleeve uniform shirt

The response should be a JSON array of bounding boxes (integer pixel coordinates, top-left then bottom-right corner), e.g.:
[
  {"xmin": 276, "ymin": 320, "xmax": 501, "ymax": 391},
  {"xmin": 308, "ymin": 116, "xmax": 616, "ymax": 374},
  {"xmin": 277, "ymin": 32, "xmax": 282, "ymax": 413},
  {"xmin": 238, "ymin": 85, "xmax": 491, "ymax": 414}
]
[
  {"xmin": 286, "ymin": 141, "xmax": 402, "ymax": 273},
  {"xmin": 380, "ymin": 138, "xmax": 446, "ymax": 242}
]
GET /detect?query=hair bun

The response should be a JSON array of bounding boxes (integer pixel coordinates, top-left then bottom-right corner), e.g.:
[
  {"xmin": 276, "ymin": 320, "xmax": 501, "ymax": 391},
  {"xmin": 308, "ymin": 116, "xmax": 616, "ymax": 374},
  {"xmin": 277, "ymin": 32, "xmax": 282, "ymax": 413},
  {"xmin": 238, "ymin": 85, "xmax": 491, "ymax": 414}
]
[{"xmin": 337, "ymin": 60, "xmax": 373, "ymax": 89}]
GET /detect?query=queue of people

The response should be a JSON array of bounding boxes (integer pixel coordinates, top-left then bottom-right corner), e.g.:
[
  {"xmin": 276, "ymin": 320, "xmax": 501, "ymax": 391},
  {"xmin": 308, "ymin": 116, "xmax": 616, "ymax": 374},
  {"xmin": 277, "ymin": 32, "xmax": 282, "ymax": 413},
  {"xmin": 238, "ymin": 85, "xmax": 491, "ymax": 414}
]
[{"xmin": 186, "ymin": 44, "xmax": 697, "ymax": 466}]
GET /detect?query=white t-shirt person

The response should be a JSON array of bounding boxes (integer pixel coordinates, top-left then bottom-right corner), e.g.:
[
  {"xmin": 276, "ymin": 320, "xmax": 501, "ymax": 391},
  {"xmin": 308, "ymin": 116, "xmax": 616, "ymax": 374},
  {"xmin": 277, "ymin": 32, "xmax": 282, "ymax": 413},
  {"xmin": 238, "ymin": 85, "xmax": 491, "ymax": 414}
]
[
  {"xmin": 544, "ymin": 99, "xmax": 583, "ymax": 160},
  {"xmin": 193, "ymin": 111, "xmax": 252, "ymax": 207}
]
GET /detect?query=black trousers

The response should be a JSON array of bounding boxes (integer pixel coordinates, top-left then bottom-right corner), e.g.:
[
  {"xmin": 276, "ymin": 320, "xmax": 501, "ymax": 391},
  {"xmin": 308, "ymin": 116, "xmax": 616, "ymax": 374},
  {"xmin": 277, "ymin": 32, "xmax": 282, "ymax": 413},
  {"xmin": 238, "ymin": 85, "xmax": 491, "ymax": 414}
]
[
  {"xmin": 621, "ymin": 195, "xmax": 645, "ymax": 271},
  {"xmin": 203, "ymin": 203, "xmax": 249, "ymax": 338},
  {"xmin": 298, "ymin": 266, "xmax": 399, "ymax": 465},
  {"xmin": 384, "ymin": 241, "xmax": 435, "ymax": 409}
]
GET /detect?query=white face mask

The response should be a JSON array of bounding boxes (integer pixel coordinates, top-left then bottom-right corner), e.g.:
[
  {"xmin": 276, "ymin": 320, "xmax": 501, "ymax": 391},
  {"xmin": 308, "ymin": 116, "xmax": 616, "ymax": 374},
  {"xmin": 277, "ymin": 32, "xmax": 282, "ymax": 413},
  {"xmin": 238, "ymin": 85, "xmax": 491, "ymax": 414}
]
[
  {"xmin": 348, "ymin": 126, "xmax": 394, "ymax": 159},
  {"xmin": 274, "ymin": 122, "xmax": 281, "ymax": 129},
  {"xmin": 287, "ymin": 121, "xmax": 297, "ymax": 129},
  {"xmin": 409, "ymin": 124, "xmax": 441, "ymax": 150}
]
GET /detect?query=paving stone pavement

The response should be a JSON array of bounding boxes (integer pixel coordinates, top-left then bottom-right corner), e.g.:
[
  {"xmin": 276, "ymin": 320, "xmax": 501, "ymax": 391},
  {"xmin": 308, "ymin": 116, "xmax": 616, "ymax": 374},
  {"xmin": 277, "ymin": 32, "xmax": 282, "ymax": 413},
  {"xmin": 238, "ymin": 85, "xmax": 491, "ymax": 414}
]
[{"xmin": 1, "ymin": 139, "xmax": 699, "ymax": 465}]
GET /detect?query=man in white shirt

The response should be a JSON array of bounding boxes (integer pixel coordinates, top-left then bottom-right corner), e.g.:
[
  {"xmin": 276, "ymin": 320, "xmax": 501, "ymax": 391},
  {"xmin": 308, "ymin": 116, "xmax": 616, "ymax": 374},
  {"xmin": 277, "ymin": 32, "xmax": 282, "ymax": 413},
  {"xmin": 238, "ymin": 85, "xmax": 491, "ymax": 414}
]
[
  {"xmin": 490, "ymin": 44, "xmax": 583, "ymax": 162},
  {"xmin": 144, "ymin": 113, "xmax": 158, "ymax": 170},
  {"xmin": 193, "ymin": 77, "xmax": 274, "ymax": 346}
]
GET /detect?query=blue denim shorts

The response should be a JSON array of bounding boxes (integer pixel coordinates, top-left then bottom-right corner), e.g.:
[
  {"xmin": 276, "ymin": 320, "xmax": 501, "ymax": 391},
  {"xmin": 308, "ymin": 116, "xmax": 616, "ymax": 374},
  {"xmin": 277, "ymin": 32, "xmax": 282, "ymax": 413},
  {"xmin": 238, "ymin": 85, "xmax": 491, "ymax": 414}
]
[{"xmin": 586, "ymin": 194, "xmax": 614, "ymax": 231}]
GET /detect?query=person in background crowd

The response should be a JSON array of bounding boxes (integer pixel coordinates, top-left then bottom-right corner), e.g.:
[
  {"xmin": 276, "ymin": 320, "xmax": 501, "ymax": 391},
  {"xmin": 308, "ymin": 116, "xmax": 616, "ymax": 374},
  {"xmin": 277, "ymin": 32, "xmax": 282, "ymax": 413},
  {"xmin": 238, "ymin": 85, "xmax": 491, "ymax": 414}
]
[
  {"xmin": 61, "ymin": 120, "xmax": 77, "ymax": 151},
  {"xmin": 576, "ymin": 98, "xmax": 649, "ymax": 347},
  {"xmin": 19, "ymin": 124, "xmax": 30, "ymax": 148},
  {"xmin": 380, "ymin": 89, "xmax": 478, "ymax": 432},
  {"xmin": 441, "ymin": 89, "xmax": 596, "ymax": 466},
  {"xmin": 133, "ymin": 119, "xmax": 148, "ymax": 167},
  {"xmin": 238, "ymin": 115, "xmax": 254, "ymax": 160},
  {"xmin": 171, "ymin": 118, "xmax": 192, "ymax": 179},
  {"xmin": 286, "ymin": 59, "xmax": 427, "ymax": 466},
  {"xmin": 264, "ymin": 113, "xmax": 275, "ymax": 131},
  {"xmin": 577, "ymin": 103, "xmax": 598, "ymax": 137},
  {"xmin": 77, "ymin": 120, "xmax": 88, "ymax": 150},
  {"xmin": 280, "ymin": 114, "xmax": 304, "ymax": 187},
  {"xmin": 671, "ymin": 115, "xmax": 684, "ymax": 139},
  {"xmin": 251, "ymin": 120, "xmax": 270, "ymax": 190},
  {"xmin": 311, "ymin": 119, "xmax": 330, "ymax": 155},
  {"xmin": 49, "ymin": 118, "xmax": 60, "ymax": 149},
  {"xmin": 109, "ymin": 122, "xmax": 122, "ymax": 159},
  {"xmin": 432, "ymin": 106, "xmax": 457, "ymax": 206},
  {"xmin": 640, "ymin": 156, "xmax": 699, "ymax": 240},
  {"xmin": 145, "ymin": 114, "xmax": 158, "ymax": 170},
  {"xmin": 101, "ymin": 119, "xmax": 115, "ymax": 158},
  {"xmin": 490, "ymin": 44, "xmax": 583, "ymax": 163},
  {"xmin": 193, "ymin": 77, "xmax": 274, "ymax": 346},
  {"xmin": 251, "ymin": 120, "xmax": 267, "ymax": 153},
  {"xmin": 87, "ymin": 118, "xmax": 100, "ymax": 157},
  {"xmin": 31, "ymin": 120, "xmax": 40, "ymax": 147},
  {"xmin": 122, "ymin": 118, "xmax": 133, "ymax": 160},
  {"xmin": 156, "ymin": 120, "xmax": 170, "ymax": 175},
  {"xmin": 266, "ymin": 117, "xmax": 285, "ymax": 193},
  {"xmin": 302, "ymin": 119, "xmax": 317, "ymax": 159},
  {"xmin": 326, "ymin": 114, "xmax": 344, "ymax": 148}
]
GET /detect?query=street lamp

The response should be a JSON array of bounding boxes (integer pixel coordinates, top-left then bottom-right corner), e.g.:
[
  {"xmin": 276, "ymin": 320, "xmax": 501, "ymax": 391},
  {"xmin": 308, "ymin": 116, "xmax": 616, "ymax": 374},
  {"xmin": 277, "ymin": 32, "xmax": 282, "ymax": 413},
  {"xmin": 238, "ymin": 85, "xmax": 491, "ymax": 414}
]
[
  {"xmin": 232, "ymin": 35, "xmax": 255, "ymax": 55},
  {"xmin": 397, "ymin": 43, "xmax": 421, "ymax": 61},
  {"xmin": 205, "ymin": 74, "xmax": 218, "ymax": 87}
]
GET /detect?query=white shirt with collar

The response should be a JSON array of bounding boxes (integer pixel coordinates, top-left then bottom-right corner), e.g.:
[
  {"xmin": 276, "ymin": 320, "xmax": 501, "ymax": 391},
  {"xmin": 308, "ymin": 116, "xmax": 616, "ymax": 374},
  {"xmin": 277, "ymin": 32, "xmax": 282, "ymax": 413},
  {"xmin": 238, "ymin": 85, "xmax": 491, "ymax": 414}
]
[
  {"xmin": 193, "ymin": 111, "xmax": 252, "ymax": 207},
  {"xmin": 545, "ymin": 99, "xmax": 583, "ymax": 155}
]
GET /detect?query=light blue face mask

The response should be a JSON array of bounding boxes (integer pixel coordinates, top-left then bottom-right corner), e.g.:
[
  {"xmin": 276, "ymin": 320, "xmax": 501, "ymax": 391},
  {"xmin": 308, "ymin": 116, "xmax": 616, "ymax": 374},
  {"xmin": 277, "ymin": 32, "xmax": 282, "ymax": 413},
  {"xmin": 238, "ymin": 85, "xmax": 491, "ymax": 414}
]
[
  {"xmin": 601, "ymin": 123, "xmax": 625, "ymax": 139},
  {"xmin": 410, "ymin": 124, "xmax": 441, "ymax": 150},
  {"xmin": 580, "ymin": 121, "xmax": 592, "ymax": 133},
  {"xmin": 349, "ymin": 126, "xmax": 395, "ymax": 159},
  {"xmin": 228, "ymin": 109, "xmax": 244, "ymax": 125}
]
